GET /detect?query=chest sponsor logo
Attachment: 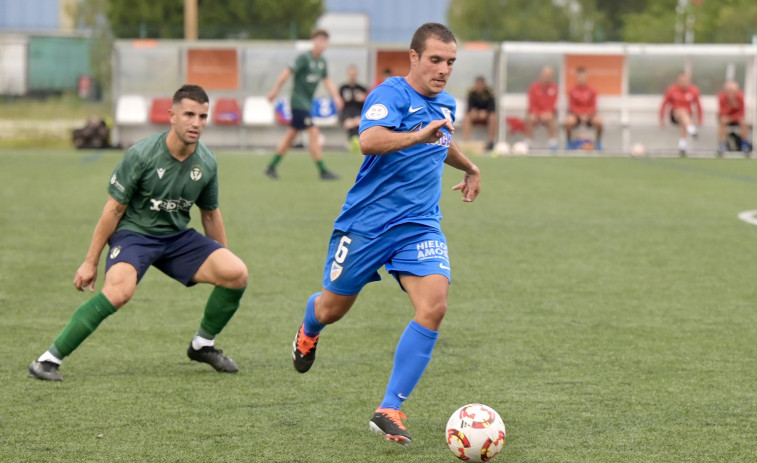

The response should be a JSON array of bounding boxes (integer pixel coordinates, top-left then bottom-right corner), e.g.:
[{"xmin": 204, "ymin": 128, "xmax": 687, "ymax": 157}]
[
  {"xmin": 409, "ymin": 122, "xmax": 452, "ymax": 147},
  {"xmin": 190, "ymin": 166, "xmax": 202, "ymax": 181},
  {"xmin": 365, "ymin": 103, "xmax": 388, "ymax": 120},
  {"xmin": 330, "ymin": 262, "xmax": 343, "ymax": 281},
  {"xmin": 109, "ymin": 246, "xmax": 121, "ymax": 260},
  {"xmin": 150, "ymin": 198, "xmax": 194, "ymax": 212},
  {"xmin": 157, "ymin": 168, "xmax": 166, "ymax": 179}
]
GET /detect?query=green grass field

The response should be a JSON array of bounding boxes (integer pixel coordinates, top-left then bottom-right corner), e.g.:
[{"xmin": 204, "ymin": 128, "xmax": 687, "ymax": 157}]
[{"xmin": 2, "ymin": 150, "xmax": 756, "ymax": 462}]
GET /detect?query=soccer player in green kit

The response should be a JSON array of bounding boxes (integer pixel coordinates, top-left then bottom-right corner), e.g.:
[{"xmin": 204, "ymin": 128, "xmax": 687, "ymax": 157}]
[
  {"xmin": 28, "ymin": 85, "xmax": 248, "ymax": 381},
  {"xmin": 265, "ymin": 29, "xmax": 344, "ymax": 180}
]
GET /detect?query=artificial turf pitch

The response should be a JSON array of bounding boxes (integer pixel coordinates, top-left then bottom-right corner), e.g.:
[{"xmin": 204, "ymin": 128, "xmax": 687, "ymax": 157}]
[{"xmin": 1, "ymin": 150, "xmax": 756, "ymax": 462}]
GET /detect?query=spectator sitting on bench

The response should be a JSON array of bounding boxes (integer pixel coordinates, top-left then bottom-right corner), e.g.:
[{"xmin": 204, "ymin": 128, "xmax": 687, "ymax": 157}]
[
  {"xmin": 525, "ymin": 66, "xmax": 559, "ymax": 150},
  {"xmin": 72, "ymin": 116, "xmax": 110, "ymax": 149},
  {"xmin": 717, "ymin": 80, "xmax": 752, "ymax": 156},
  {"xmin": 659, "ymin": 72, "xmax": 702, "ymax": 157},
  {"xmin": 462, "ymin": 76, "xmax": 496, "ymax": 151},
  {"xmin": 565, "ymin": 67, "xmax": 602, "ymax": 151}
]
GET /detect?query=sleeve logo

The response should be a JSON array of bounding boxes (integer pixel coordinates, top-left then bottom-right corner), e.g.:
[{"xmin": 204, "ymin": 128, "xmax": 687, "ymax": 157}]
[{"xmin": 365, "ymin": 104, "xmax": 388, "ymax": 120}]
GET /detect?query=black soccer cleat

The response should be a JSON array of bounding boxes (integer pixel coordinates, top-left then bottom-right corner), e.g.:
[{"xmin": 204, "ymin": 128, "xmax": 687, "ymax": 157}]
[
  {"xmin": 369, "ymin": 408, "xmax": 412, "ymax": 445},
  {"xmin": 319, "ymin": 170, "xmax": 340, "ymax": 181},
  {"xmin": 264, "ymin": 166, "xmax": 279, "ymax": 180},
  {"xmin": 292, "ymin": 324, "xmax": 319, "ymax": 373},
  {"xmin": 187, "ymin": 344, "xmax": 238, "ymax": 373},
  {"xmin": 28, "ymin": 360, "xmax": 63, "ymax": 381}
]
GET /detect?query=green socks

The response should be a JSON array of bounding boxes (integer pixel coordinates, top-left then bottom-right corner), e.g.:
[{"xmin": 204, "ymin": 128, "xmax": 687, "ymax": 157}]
[
  {"xmin": 198, "ymin": 286, "xmax": 246, "ymax": 339},
  {"xmin": 50, "ymin": 292, "xmax": 117, "ymax": 359},
  {"xmin": 46, "ymin": 287, "xmax": 243, "ymax": 360},
  {"xmin": 269, "ymin": 154, "xmax": 283, "ymax": 169},
  {"xmin": 270, "ymin": 154, "xmax": 328, "ymax": 174}
]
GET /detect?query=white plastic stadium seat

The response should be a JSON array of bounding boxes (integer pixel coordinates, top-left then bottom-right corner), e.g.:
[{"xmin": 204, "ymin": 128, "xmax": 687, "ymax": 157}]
[
  {"xmin": 115, "ymin": 95, "xmax": 148, "ymax": 125},
  {"xmin": 243, "ymin": 96, "xmax": 275, "ymax": 125}
]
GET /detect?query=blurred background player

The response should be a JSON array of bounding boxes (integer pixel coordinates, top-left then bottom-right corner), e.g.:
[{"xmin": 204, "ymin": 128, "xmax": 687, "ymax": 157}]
[
  {"xmin": 265, "ymin": 29, "xmax": 344, "ymax": 180},
  {"xmin": 338, "ymin": 65, "xmax": 367, "ymax": 153},
  {"xmin": 659, "ymin": 72, "xmax": 702, "ymax": 156},
  {"xmin": 461, "ymin": 75, "xmax": 496, "ymax": 150},
  {"xmin": 290, "ymin": 22, "xmax": 480, "ymax": 445},
  {"xmin": 28, "ymin": 85, "xmax": 248, "ymax": 381},
  {"xmin": 565, "ymin": 67, "xmax": 603, "ymax": 150},
  {"xmin": 525, "ymin": 66, "xmax": 559, "ymax": 150},
  {"xmin": 717, "ymin": 80, "xmax": 752, "ymax": 156}
]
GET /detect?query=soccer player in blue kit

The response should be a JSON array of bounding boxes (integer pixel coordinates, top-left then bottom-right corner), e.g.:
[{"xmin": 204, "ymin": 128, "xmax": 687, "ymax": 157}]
[{"xmin": 291, "ymin": 23, "xmax": 481, "ymax": 444}]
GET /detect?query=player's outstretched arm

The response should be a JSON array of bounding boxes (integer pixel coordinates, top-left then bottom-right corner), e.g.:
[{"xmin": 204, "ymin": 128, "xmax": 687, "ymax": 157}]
[
  {"xmin": 446, "ymin": 141, "xmax": 480, "ymax": 203},
  {"xmin": 360, "ymin": 119, "xmax": 453, "ymax": 156},
  {"xmin": 267, "ymin": 68, "xmax": 292, "ymax": 103},
  {"xmin": 200, "ymin": 208, "xmax": 228, "ymax": 248},
  {"xmin": 74, "ymin": 196, "xmax": 127, "ymax": 292}
]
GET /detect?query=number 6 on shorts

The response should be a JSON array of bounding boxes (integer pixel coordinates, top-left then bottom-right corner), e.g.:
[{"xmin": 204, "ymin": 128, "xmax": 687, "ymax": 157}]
[{"xmin": 334, "ymin": 236, "xmax": 352, "ymax": 264}]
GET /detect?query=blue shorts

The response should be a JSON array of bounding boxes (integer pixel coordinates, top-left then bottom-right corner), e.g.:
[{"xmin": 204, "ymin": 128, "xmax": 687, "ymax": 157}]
[
  {"xmin": 105, "ymin": 229, "xmax": 223, "ymax": 287},
  {"xmin": 291, "ymin": 109, "xmax": 313, "ymax": 130},
  {"xmin": 322, "ymin": 224, "xmax": 451, "ymax": 296}
]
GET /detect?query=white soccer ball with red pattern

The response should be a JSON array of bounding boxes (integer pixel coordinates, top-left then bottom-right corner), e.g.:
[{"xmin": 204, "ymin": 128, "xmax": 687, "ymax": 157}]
[{"xmin": 445, "ymin": 404, "xmax": 506, "ymax": 462}]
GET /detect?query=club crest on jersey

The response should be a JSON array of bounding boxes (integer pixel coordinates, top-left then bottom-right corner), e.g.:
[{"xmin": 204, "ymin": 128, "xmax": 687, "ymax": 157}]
[
  {"xmin": 365, "ymin": 104, "xmax": 388, "ymax": 120},
  {"xmin": 190, "ymin": 165, "xmax": 202, "ymax": 181},
  {"xmin": 330, "ymin": 262, "xmax": 343, "ymax": 281},
  {"xmin": 109, "ymin": 246, "xmax": 121, "ymax": 260},
  {"xmin": 441, "ymin": 107, "xmax": 452, "ymax": 122},
  {"xmin": 157, "ymin": 168, "xmax": 166, "ymax": 179}
]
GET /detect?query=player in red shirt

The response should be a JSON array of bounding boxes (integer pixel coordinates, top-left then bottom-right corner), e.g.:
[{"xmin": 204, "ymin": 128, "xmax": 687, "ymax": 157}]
[
  {"xmin": 525, "ymin": 66, "xmax": 559, "ymax": 150},
  {"xmin": 565, "ymin": 67, "xmax": 603, "ymax": 150},
  {"xmin": 659, "ymin": 72, "xmax": 702, "ymax": 156},
  {"xmin": 717, "ymin": 80, "xmax": 752, "ymax": 155}
]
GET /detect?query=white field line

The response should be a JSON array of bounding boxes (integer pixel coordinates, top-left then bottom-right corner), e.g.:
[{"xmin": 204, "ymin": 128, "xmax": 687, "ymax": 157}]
[{"xmin": 737, "ymin": 210, "xmax": 757, "ymax": 226}]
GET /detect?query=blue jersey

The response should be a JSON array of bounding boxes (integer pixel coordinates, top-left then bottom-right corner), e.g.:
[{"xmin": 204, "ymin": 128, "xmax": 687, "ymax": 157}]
[{"xmin": 332, "ymin": 76, "xmax": 456, "ymax": 238}]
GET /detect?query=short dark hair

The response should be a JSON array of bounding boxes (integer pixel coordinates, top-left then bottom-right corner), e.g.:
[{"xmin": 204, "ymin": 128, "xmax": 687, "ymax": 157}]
[
  {"xmin": 311, "ymin": 29, "xmax": 329, "ymax": 39},
  {"xmin": 410, "ymin": 23, "xmax": 456, "ymax": 57},
  {"xmin": 173, "ymin": 84, "xmax": 209, "ymax": 105}
]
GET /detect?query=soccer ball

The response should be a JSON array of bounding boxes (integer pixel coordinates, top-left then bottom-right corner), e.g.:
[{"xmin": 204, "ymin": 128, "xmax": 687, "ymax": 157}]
[
  {"xmin": 445, "ymin": 404, "xmax": 506, "ymax": 462},
  {"xmin": 630, "ymin": 143, "xmax": 646, "ymax": 157},
  {"xmin": 511, "ymin": 141, "xmax": 529, "ymax": 156},
  {"xmin": 492, "ymin": 142, "xmax": 510, "ymax": 157}
]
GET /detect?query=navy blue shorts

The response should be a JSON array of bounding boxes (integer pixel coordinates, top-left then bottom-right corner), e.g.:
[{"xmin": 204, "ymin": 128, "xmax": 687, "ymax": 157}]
[
  {"xmin": 291, "ymin": 109, "xmax": 314, "ymax": 130},
  {"xmin": 105, "ymin": 229, "xmax": 223, "ymax": 286},
  {"xmin": 322, "ymin": 223, "xmax": 451, "ymax": 296}
]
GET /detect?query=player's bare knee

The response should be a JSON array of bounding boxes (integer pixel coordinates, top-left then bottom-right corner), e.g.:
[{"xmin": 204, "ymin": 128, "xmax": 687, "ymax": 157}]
[
  {"xmin": 220, "ymin": 258, "xmax": 248, "ymax": 288},
  {"xmin": 227, "ymin": 261, "xmax": 248, "ymax": 289},
  {"xmin": 102, "ymin": 286, "xmax": 133, "ymax": 309}
]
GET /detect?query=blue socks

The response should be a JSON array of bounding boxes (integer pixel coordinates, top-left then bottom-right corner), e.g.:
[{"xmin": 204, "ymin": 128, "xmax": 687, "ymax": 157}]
[
  {"xmin": 302, "ymin": 292, "xmax": 325, "ymax": 337},
  {"xmin": 380, "ymin": 320, "xmax": 439, "ymax": 410}
]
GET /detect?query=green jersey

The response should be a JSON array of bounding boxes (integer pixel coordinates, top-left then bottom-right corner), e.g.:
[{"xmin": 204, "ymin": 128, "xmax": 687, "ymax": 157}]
[
  {"xmin": 108, "ymin": 132, "xmax": 219, "ymax": 236},
  {"xmin": 289, "ymin": 51, "xmax": 328, "ymax": 111}
]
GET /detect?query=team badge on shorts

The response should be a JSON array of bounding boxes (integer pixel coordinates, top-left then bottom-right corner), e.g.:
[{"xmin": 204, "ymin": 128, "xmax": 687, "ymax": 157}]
[
  {"xmin": 330, "ymin": 262, "xmax": 343, "ymax": 281},
  {"xmin": 109, "ymin": 246, "xmax": 121, "ymax": 260}
]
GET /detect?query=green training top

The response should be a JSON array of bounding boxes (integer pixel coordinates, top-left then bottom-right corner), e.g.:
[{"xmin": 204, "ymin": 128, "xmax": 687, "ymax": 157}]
[
  {"xmin": 108, "ymin": 132, "xmax": 219, "ymax": 236},
  {"xmin": 289, "ymin": 50, "xmax": 328, "ymax": 111}
]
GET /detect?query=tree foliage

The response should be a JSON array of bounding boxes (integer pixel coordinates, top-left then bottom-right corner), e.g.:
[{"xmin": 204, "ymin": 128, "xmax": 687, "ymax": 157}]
[
  {"xmin": 691, "ymin": 0, "xmax": 757, "ymax": 43},
  {"xmin": 105, "ymin": 0, "xmax": 323, "ymax": 39},
  {"xmin": 450, "ymin": 0, "xmax": 757, "ymax": 43}
]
